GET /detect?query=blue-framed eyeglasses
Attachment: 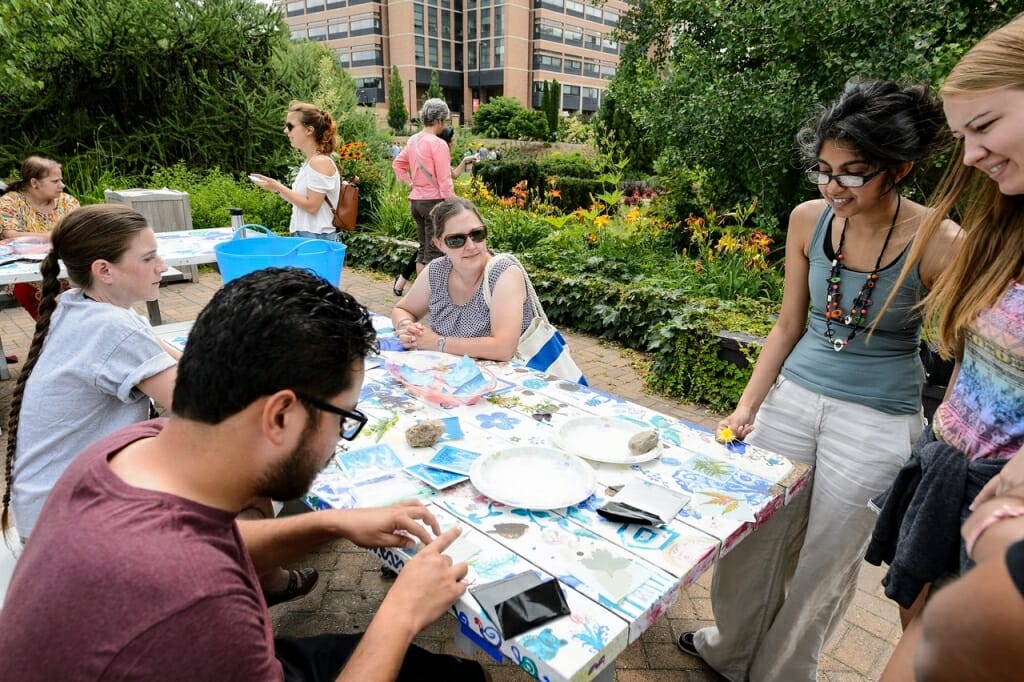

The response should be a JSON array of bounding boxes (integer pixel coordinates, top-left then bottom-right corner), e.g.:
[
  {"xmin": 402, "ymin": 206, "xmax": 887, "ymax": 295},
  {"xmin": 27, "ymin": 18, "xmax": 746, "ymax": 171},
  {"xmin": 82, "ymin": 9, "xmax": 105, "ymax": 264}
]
[
  {"xmin": 294, "ymin": 392, "xmax": 367, "ymax": 440},
  {"xmin": 805, "ymin": 167, "xmax": 886, "ymax": 188}
]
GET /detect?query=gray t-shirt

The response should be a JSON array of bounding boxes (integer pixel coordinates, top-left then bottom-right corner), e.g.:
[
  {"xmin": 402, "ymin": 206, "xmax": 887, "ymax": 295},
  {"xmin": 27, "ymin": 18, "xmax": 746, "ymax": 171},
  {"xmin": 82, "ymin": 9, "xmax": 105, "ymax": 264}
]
[{"xmin": 12, "ymin": 289, "xmax": 176, "ymax": 538}]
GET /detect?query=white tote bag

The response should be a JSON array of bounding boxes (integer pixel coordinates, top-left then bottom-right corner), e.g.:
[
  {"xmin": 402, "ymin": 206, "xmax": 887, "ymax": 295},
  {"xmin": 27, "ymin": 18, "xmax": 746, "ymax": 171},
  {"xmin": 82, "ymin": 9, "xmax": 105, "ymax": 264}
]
[{"xmin": 483, "ymin": 254, "xmax": 587, "ymax": 385}]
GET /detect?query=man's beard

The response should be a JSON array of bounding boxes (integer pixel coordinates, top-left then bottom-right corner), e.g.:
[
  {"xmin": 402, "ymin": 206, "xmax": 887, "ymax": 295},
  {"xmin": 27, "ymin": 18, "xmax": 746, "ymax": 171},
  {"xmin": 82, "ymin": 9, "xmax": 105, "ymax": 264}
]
[{"xmin": 255, "ymin": 415, "xmax": 329, "ymax": 501}]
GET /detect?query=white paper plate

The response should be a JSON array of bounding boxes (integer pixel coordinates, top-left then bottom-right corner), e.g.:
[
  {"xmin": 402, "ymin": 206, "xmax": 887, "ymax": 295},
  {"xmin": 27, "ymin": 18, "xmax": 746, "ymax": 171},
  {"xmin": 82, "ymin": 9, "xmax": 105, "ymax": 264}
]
[
  {"xmin": 470, "ymin": 446, "xmax": 595, "ymax": 510},
  {"xmin": 551, "ymin": 416, "xmax": 661, "ymax": 464}
]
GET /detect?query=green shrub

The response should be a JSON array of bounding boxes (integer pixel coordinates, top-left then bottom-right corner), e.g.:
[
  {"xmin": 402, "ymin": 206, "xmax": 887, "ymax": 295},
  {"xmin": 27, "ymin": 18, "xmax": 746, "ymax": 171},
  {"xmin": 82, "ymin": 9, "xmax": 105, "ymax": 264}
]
[
  {"xmin": 551, "ymin": 176, "xmax": 607, "ymax": 211},
  {"xmin": 506, "ymin": 110, "xmax": 549, "ymax": 141}
]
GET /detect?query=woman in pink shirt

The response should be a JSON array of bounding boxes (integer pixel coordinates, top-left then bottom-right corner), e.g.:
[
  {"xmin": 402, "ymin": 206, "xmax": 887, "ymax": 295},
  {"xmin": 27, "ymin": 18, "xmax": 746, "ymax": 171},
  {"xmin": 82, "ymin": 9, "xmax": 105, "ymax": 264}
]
[{"xmin": 393, "ymin": 98, "xmax": 455, "ymax": 282}]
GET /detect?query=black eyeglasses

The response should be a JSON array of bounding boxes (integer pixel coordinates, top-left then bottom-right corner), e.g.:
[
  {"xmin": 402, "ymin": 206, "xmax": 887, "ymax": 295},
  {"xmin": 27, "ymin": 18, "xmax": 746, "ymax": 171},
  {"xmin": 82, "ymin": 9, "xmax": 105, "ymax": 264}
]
[
  {"xmin": 294, "ymin": 392, "xmax": 367, "ymax": 440},
  {"xmin": 285, "ymin": 122, "xmax": 296, "ymax": 132},
  {"xmin": 442, "ymin": 227, "xmax": 487, "ymax": 249},
  {"xmin": 805, "ymin": 167, "xmax": 885, "ymax": 188}
]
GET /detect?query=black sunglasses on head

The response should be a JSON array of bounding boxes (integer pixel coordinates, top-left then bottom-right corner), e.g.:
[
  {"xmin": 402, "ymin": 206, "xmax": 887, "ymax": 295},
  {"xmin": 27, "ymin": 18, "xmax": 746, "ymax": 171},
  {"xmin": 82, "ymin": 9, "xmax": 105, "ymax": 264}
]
[
  {"xmin": 294, "ymin": 391, "xmax": 367, "ymax": 441},
  {"xmin": 442, "ymin": 227, "xmax": 487, "ymax": 249}
]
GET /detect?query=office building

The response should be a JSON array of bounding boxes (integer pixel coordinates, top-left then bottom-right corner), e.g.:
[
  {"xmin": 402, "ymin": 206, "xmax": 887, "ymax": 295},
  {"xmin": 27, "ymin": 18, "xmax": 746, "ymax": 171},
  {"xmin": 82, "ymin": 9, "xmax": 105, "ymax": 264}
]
[{"xmin": 278, "ymin": 0, "xmax": 628, "ymax": 123}]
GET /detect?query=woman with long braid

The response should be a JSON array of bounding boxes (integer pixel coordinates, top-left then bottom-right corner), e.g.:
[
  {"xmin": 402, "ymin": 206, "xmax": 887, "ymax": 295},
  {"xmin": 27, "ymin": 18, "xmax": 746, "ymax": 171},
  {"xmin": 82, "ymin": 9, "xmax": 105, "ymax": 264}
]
[{"xmin": 2, "ymin": 205, "xmax": 179, "ymax": 543}]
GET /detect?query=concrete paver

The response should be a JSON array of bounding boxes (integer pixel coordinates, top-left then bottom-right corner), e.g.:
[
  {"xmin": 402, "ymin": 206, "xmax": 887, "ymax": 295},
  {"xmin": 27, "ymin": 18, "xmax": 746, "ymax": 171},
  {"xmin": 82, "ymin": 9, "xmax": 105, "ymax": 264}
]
[{"xmin": 0, "ymin": 267, "xmax": 901, "ymax": 680}]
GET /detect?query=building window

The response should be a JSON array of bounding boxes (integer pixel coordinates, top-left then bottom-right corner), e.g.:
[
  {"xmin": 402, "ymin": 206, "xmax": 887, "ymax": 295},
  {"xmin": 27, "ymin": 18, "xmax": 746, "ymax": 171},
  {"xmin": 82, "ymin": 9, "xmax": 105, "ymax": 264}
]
[
  {"xmin": 563, "ymin": 84, "xmax": 580, "ymax": 96},
  {"xmin": 535, "ymin": 53, "xmax": 562, "ymax": 71},
  {"xmin": 564, "ymin": 26, "xmax": 582, "ymax": 44},
  {"xmin": 600, "ymin": 63, "xmax": 616, "ymax": 79},
  {"xmin": 442, "ymin": 9, "xmax": 451, "ymax": 38},
  {"xmin": 305, "ymin": 0, "xmax": 323, "ymax": 9},
  {"xmin": 495, "ymin": 6, "xmax": 504, "ymax": 34},
  {"xmin": 329, "ymin": 21, "xmax": 347, "ymax": 38},
  {"xmin": 415, "ymin": 36, "xmax": 425, "ymax": 66},
  {"xmin": 414, "ymin": 4, "xmax": 424, "ymax": 32},
  {"xmin": 351, "ymin": 13, "xmax": 375, "ymax": 33},
  {"xmin": 467, "ymin": 43, "xmax": 477, "ymax": 69},
  {"xmin": 468, "ymin": 10, "xmax": 476, "ymax": 39},
  {"xmin": 583, "ymin": 86, "xmax": 599, "ymax": 99},
  {"xmin": 565, "ymin": 58, "xmax": 581, "ymax": 74},
  {"xmin": 291, "ymin": 27, "xmax": 307, "ymax": 39},
  {"xmin": 335, "ymin": 50, "xmax": 350, "ymax": 68},
  {"xmin": 584, "ymin": 31, "xmax": 599, "ymax": 50},
  {"xmin": 538, "ymin": 0, "xmax": 563, "ymax": 10},
  {"xmin": 308, "ymin": 25, "xmax": 326, "ymax": 40},
  {"xmin": 480, "ymin": 8, "xmax": 491, "ymax": 38},
  {"xmin": 442, "ymin": 42, "xmax": 451, "ymax": 69},
  {"xmin": 428, "ymin": 7, "xmax": 438, "ymax": 36},
  {"xmin": 586, "ymin": 5, "xmax": 602, "ymax": 22},
  {"xmin": 429, "ymin": 39, "xmax": 438, "ymax": 67},
  {"xmin": 565, "ymin": 0, "xmax": 584, "ymax": 17},
  {"xmin": 583, "ymin": 60, "xmax": 600, "ymax": 77},
  {"xmin": 604, "ymin": 10, "xmax": 619, "ymax": 26},
  {"xmin": 494, "ymin": 38, "xmax": 504, "ymax": 67},
  {"xmin": 287, "ymin": 1, "xmax": 304, "ymax": 14},
  {"xmin": 480, "ymin": 39, "xmax": 490, "ymax": 68}
]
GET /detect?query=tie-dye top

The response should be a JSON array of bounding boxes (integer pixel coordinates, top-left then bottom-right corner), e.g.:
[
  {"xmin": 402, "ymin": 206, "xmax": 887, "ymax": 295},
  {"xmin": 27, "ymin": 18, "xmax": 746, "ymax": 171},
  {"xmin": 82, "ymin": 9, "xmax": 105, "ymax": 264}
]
[{"xmin": 934, "ymin": 283, "xmax": 1024, "ymax": 460}]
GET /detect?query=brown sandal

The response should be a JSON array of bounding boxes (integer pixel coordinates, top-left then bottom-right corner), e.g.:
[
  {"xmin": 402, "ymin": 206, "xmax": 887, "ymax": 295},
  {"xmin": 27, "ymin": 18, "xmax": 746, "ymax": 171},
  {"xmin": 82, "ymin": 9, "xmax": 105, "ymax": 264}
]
[{"xmin": 264, "ymin": 567, "xmax": 319, "ymax": 607}]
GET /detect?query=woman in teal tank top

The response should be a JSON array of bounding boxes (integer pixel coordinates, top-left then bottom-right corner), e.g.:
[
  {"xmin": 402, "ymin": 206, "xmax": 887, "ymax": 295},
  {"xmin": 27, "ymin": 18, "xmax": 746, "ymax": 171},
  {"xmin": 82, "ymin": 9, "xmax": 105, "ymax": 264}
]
[{"xmin": 677, "ymin": 80, "xmax": 962, "ymax": 682}]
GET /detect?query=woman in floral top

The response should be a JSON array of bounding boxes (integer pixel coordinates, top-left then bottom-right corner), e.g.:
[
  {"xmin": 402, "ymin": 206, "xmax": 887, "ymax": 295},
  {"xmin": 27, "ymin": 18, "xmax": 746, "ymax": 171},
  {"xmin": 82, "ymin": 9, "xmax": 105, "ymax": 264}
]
[{"xmin": 0, "ymin": 155, "xmax": 80, "ymax": 319}]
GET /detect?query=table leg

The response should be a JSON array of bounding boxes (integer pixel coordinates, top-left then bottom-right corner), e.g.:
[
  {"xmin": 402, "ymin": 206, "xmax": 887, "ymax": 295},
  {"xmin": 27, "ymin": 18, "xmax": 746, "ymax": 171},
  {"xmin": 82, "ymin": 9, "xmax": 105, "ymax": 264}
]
[
  {"xmin": 0, "ymin": 334, "xmax": 10, "ymax": 381},
  {"xmin": 592, "ymin": 661, "xmax": 615, "ymax": 682},
  {"xmin": 146, "ymin": 300, "xmax": 163, "ymax": 326}
]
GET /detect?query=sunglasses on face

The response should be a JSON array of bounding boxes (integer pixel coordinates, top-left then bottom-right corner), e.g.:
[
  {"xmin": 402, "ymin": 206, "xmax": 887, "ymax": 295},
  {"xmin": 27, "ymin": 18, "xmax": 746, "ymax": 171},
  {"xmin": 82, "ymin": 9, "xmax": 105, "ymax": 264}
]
[
  {"xmin": 294, "ymin": 391, "xmax": 367, "ymax": 441},
  {"xmin": 442, "ymin": 227, "xmax": 487, "ymax": 249}
]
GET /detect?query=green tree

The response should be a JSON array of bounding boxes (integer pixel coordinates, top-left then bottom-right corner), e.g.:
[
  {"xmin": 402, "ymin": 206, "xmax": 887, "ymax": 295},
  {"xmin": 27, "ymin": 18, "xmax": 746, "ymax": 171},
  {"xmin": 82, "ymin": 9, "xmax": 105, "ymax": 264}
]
[
  {"xmin": 544, "ymin": 80, "xmax": 561, "ymax": 140},
  {"xmin": 473, "ymin": 96, "xmax": 528, "ymax": 138},
  {"xmin": 594, "ymin": 90, "xmax": 656, "ymax": 174},
  {"xmin": 507, "ymin": 110, "xmax": 549, "ymax": 141},
  {"xmin": 387, "ymin": 65, "xmax": 407, "ymax": 133},
  {"xmin": 426, "ymin": 70, "xmax": 443, "ymax": 100},
  {"xmin": 612, "ymin": 0, "xmax": 1018, "ymax": 226},
  {"xmin": 0, "ymin": 0, "xmax": 329, "ymax": 180}
]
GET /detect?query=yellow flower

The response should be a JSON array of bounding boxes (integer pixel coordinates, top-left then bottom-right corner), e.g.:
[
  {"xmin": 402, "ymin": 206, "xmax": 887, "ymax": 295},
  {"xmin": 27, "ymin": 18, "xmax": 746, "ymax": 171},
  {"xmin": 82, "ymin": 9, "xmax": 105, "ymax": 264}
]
[
  {"xmin": 716, "ymin": 234, "xmax": 741, "ymax": 253},
  {"xmin": 716, "ymin": 426, "xmax": 735, "ymax": 444},
  {"xmin": 594, "ymin": 215, "xmax": 610, "ymax": 227},
  {"xmin": 625, "ymin": 207, "xmax": 641, "ymax": 224}
]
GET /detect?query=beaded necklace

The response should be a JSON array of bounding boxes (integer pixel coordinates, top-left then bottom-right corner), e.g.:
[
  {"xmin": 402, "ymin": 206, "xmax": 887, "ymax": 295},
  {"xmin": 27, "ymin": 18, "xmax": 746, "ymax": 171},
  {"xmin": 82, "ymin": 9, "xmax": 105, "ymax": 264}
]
[{"xmin": 823, "ymin": 195, "xmax": 901, "ymax": 352}]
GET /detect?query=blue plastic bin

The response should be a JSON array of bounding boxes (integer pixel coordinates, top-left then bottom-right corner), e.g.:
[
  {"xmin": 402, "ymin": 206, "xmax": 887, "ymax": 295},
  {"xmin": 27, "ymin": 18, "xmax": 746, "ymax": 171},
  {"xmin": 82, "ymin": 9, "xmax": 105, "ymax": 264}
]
[{"xmin": 214, "ymin": 225, "xmax": 346, "ymax": 286}]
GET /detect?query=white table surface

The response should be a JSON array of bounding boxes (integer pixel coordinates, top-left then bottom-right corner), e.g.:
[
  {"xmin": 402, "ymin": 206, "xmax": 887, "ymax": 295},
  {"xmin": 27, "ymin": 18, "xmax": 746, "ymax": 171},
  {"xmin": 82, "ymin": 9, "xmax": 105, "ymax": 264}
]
[
  {"xmin": 0, "ymin": 227, "xmax": 244, "ymax": 285},
  {"xmin": 291, "ymin": 315, "xmax": 812, "ymax": 681}
]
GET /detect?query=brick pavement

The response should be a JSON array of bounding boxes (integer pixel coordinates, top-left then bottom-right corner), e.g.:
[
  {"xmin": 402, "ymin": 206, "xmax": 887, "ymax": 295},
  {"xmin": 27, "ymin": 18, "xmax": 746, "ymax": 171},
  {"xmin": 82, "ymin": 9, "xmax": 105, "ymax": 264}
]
[{"xmin": 0, "ymin": 268, "xmax": 901, "ymax": 681}]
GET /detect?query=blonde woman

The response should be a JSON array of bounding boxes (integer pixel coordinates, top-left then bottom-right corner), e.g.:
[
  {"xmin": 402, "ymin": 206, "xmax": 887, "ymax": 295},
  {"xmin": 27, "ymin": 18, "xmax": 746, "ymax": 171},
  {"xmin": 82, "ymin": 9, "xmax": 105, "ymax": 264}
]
[{"xmin": 869, "ymin": 15, "xmax": 1024, "ymax": 680}]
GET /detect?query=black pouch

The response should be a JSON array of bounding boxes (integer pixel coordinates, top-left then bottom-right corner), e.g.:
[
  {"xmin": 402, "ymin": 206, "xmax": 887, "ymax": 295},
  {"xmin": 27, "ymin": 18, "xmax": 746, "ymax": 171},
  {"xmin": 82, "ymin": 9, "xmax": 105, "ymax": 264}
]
[
  {"xmin": 471, "ymin": 573, "xmax": 571, "ymax": 639},
  {"xmin": 596, "ymin": 500, "xmax": 663, "ymax": 526}
]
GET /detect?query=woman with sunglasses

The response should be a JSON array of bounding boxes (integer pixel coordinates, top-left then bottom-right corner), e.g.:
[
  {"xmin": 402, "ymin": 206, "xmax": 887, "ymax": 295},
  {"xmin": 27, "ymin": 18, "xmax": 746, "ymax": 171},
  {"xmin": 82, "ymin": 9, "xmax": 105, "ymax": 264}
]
[
  {"xmin": 677, "ymin": 79, "xmax": 962, "ymax": 682},
  {"xmin": 250, "ymin": 101, "xmax": 342, "ymax": 241},
  {"xmin": 391, "ymin": 197, "xmax": 533, "ymax": 361}
]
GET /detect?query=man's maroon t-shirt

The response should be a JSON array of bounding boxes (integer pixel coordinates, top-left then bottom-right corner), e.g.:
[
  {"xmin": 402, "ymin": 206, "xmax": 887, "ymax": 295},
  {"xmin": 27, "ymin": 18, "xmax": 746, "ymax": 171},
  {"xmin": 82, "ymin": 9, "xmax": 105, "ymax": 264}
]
[{"xmin": 0, "ymin": 419, "xmax": 283, "ymax": 680}]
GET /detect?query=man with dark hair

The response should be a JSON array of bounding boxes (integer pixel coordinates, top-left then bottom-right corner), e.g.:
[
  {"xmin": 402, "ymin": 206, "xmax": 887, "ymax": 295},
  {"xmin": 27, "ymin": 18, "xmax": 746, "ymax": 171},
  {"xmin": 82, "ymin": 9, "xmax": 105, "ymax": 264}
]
[{"xmin": 0, "ymin": 268, "xmax": 487, "ymax": 682}]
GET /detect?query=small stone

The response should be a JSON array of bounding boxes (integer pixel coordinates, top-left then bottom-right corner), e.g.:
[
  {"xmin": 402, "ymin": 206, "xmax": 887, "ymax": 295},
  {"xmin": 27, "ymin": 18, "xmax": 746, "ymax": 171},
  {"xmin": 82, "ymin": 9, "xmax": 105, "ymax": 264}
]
[
  {"xmin": 628, "ymin": 429, "xmax": 659, "ymax": 456},
  {"xmin": 405, "ymin": 420, "xmax": 446, "ymax": 448}
]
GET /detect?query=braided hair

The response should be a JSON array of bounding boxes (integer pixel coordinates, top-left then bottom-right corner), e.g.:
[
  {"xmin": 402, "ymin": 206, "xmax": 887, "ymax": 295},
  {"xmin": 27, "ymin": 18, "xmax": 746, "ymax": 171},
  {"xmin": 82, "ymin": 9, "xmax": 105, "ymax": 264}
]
[{"xmin": 2, "ymin": 205, "xmax": 148, "ymax": 541}]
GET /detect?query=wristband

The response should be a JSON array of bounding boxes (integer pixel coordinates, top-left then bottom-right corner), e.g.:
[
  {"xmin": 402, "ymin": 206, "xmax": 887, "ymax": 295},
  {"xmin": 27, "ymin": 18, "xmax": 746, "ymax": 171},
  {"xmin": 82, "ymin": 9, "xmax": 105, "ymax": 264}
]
[
  {"xmin": 965, "ymin": 503, "xmax": 1024, "ymax": 559},
  {"xmin": 437, "ymin": 336, "xmax": 447, "ymax": 352}
]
